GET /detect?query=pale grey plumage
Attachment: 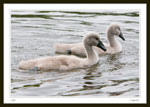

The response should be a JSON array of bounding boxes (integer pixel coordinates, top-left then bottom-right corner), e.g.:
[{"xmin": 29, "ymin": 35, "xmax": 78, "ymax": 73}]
[
  {"xmin": 54, "ymin": 24, "xmax": 125, "ymax": 57},
  {"xmin": 18, "ymin": 32, "xmax": 106, "ymax": 71}
]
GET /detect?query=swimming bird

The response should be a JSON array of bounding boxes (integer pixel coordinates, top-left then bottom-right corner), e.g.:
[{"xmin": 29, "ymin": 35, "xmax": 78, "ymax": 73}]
[
  {"xmin": 18, "ymin": 32, "xmax": 106, "ymax": 71},
  {"xmin": 54, "ymin": 24, "xmax": 125, "ymax": 57}
]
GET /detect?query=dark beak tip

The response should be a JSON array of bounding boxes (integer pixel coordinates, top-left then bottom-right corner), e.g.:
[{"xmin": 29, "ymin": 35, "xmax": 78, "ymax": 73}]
[
  {"xmin": 102, "ymin": 48, "xmax": 107, "ymax": 51},
  {"xmin": 97, "ymin": 41, "xmax": 107, "ymax": 52},
  {"xmin": 122, "ymin": 37, "xmax": 125, "ymax": 41},
  {"xmin": 119, "ymin": 35, "xmax": 125, "ymax": 41},
  {"xmin": 101, "ymin": 47, "xmax": 107, "ymax": 52},
  {"xmin": 119, "ymin": 32, "xmax": 125, "ymax": 41}
]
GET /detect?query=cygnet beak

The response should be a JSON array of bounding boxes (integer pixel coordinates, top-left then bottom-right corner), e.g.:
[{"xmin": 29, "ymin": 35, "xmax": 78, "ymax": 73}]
[
  {"xmin": 119, "ymin": 32, "xmax": 125, "ymax": 41},
  {"xmin": 97, "ymin": 41, "xmax": 107, "ymax": 51}
]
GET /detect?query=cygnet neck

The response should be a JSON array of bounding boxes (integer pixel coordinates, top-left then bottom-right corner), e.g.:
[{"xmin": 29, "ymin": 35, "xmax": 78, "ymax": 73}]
[
  {"xmin": 107, "ymin": 30, "xmax": 120, "ymax": 48},
  {"xmin": 84, "ymin": 41, "xmax": 98, "ymax": 63}
]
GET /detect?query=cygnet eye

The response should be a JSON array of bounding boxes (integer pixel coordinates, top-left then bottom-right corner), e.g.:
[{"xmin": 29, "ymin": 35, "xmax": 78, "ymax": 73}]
[{"xmin": 95, "ymin": 37, "xmax": 99, "ymax": 40}]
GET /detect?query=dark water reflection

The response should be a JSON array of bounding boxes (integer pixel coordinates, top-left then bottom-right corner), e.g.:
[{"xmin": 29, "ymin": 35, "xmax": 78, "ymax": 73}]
[{"xmin": 11, "ymin": 10, "xmax": 139, "ymax": 97}]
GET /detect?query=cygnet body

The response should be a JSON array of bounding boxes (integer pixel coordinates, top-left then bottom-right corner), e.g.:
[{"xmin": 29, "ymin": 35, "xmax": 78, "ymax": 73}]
[
  {"xmin": 54, "ymin": 24, "xmax": 125, "ymax": 57},
  {"xmin": 18, "ymin": 32, "xmax": 106, "ymax": 71}
]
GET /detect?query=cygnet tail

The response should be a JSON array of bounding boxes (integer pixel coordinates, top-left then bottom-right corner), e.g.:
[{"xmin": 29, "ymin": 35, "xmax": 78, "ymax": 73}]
[{"xmin": 18, "ymin": 59, "xmax": 36, "ymax": 70}]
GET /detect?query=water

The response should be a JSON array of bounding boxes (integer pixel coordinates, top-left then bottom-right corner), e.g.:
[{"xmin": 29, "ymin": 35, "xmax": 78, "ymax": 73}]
[{"xmin": 11, "ymin": 10, "xmax": 139, "ymax": 97}]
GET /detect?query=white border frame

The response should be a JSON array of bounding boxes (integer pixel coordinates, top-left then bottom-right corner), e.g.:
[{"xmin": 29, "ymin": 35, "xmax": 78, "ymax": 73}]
[{"xmin": 4, "ymin": 4, "xmax": 147, "ymax": 104}]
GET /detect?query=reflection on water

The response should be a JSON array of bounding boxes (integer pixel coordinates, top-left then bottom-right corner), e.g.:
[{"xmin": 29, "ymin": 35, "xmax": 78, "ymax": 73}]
[{"xmin": 11, "ymin": 10, "xmax": 139, "ymax": 97}]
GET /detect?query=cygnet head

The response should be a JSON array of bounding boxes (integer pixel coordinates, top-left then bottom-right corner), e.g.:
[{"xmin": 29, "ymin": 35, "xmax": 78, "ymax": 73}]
[
  {"xmin": 83, "ymin": 32, "xmax": 106, "ymax": 51},
  {"xmin": 107, "ymin": 24, "xmax": 125, "ymax": 41}
]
